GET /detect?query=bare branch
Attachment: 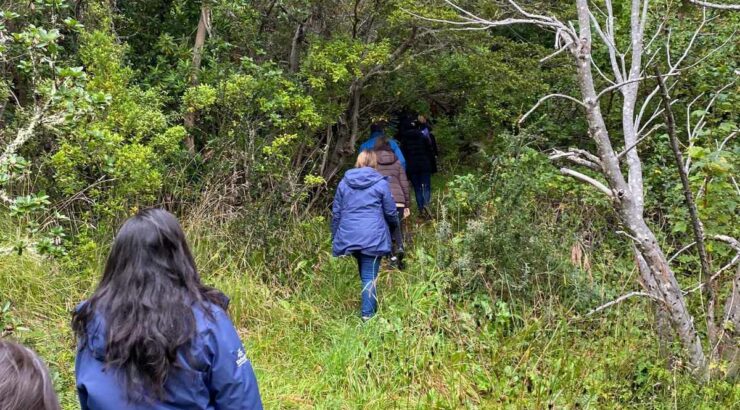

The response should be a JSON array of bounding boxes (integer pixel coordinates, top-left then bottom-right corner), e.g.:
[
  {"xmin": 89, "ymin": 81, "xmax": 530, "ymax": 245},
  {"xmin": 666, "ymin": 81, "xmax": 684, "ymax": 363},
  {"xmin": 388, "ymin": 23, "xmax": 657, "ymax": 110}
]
[
  {"xmin": 591, "ymin": 58, "xmax": 616, "ymax": 85},
  {"xmin": 685, "ymin": 80, "xmax": 736, "ymax": 172},
  {"xmin": 549, "ymin": 149, "xmax": 602, "ymax": 171},
  {"xmin": 616, "ymin": 132, "xmax": 652, "ymax": 159},
  {"xmin": 657, "ymin": 68, "xmax": 716, "ymax": 337},
  {"xmin": 518, "ymin": 93, "xmax": 586, "ymax": 124},
  {"xmin": 539, "ymin": 42, "xmax": 572, "ymax": 64},
  {"xmin": 559, "ymin": 168, "xmax": 614, "ymax": 198},
  {"xmin": 404, "ymin": 0, "xmax": 576, "ymax": 41},
  {"xmin": 688, "ymin": 0, "xmax": 740, "ymax": 10},
  {"xmin": 669, "ymin": 242, "xmax": 698, "ymax": 263},
  {"xmin": 588, "ymin": 9, "xmax": 624, "ymax": 82},
  {"xmin": 683, "ymin": 236, "xmax": 740, "ymax": 295},
  {"xmin": 1, "ymin": 101, "xmax": 60, "ymax": 164},
  {"xmin": 587, "ymin": 291, "xmax": 663, "ymax": 316}
]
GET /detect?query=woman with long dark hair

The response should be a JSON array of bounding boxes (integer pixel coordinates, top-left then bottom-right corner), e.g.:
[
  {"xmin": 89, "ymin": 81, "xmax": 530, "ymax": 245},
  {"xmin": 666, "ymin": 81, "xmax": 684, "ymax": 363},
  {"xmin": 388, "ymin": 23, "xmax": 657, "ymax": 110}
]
[{"xmin": 72, "ymin": 208, "xmax": 262, "ymax": 409}]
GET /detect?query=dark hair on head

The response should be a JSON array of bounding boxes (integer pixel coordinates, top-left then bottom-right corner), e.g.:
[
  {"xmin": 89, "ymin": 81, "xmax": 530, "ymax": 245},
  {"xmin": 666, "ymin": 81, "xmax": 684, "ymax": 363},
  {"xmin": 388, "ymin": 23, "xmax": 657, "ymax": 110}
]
[
  {"xmin": 370, "ymin": 122, "xmax": 384, "ymax": 133},
  {"xmin": 0, "ymin": 339, "xmax": 61, "ymax": 410},
  {"xmin": 71, "ymin": 208, "xmax": 227, "ymax": 403},
  {"xmin": 373, "ymin": 134, "xmax": 390, "ymax": 150}
]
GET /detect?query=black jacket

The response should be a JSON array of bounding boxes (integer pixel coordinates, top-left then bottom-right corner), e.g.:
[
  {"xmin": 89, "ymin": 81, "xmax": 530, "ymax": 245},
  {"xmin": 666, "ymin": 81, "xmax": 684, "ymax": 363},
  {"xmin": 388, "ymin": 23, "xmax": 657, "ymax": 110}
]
[{"xmin": 398, "ymin": 127, "xmax": 433, "ymax": 175}]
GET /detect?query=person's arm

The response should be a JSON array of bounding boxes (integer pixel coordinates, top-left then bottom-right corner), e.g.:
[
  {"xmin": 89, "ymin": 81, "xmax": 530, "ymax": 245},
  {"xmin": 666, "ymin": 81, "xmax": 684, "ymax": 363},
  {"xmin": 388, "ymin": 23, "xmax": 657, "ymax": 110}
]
[
  {"xmin": 429, "ymin": 132, "xmax": 439, "ymax": 157},
  {"xmin": 331, "ymin": 184, "xmax": 344, "ymax": 238},
  {"xmin": 390, "ymin": 140, "xmax": 406, "ymax": 169},
  {"xmin": 380, "ymin": 180, "xmax": 398, "ymax": 228},
  {"xmin": 206, "ymin": 310, "xmax": 263, "ymax": 410},
  {"xmin": 399, "ymin": 165, "xmax": 410, "ymax": 208}
]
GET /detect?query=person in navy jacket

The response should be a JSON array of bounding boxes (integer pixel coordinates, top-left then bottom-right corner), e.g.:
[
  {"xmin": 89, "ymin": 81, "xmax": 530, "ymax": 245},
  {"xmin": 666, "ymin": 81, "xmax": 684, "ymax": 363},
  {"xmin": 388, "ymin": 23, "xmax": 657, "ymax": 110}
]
[
  {"xmin": 72, "ymin": 208, "xmax": 262, "ymax": 410},
  {"xmin": 332, "ymin": 151, "xmax": 398, "ymax": 320}
]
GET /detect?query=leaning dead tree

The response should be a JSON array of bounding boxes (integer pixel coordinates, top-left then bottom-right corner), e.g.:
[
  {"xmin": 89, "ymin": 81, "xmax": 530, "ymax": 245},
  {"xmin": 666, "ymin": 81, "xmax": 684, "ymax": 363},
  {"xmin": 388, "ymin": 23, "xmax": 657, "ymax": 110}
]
[{"xmin": 412, "ymin": 1, "xmax": 738, "ymax": 378}]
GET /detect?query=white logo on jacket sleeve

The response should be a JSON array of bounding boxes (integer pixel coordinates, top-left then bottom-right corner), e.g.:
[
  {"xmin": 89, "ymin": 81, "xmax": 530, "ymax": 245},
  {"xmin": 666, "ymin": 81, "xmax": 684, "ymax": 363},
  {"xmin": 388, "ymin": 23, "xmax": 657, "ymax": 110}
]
[{"xmin": 235, "ymin": 348, "xmax": 248, "ymax": 367}]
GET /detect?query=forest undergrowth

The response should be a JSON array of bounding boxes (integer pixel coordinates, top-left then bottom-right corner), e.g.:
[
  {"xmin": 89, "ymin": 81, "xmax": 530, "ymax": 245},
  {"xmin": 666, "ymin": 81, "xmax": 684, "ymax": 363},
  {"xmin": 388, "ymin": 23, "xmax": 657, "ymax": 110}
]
[{"xmin": 1, "ymin": 164, "xmax": 737, "ymax": 409}]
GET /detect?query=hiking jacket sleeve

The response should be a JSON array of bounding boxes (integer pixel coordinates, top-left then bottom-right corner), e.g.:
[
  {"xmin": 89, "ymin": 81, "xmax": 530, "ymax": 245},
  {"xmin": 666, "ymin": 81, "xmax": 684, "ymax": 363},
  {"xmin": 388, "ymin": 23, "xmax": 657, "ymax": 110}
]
[
  {"xmin": 429, "ymin": 133, "xmax": 439, "ymax": 157},
  {"xmin": 331, "ymin": 183, "xmax": 344, "ymax": 238},
  {"xmin": 399, "ymin": 165, "xmax": 410, "ymax": 207},
  {"xmin": 380, "ymin": 180, "xmax": 398, "ymax": 229},
  {"xmin": 389, "ymin": 140, "xmax": 407, "ymax": 170},
  {"xmin": 206, "ymin": 310, "xmax": 263, "ymax": 410}
]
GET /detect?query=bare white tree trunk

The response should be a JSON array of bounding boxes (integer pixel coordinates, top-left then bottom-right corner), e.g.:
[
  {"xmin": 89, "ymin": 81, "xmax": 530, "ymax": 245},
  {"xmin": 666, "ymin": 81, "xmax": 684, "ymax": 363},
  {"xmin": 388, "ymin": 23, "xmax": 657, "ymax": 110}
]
[
  {"xmin": 573, "ymin": 0, "xmax": 707, "ymax": 376},
  {"xmin": 416, "ymin": 0, "xmax": 722, "ymax": 376}
]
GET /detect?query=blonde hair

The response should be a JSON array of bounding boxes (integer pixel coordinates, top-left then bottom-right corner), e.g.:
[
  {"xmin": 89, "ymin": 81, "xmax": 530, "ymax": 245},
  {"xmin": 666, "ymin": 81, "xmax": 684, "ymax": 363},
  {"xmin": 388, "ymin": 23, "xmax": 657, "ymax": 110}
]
[{"xmin": 355, "ymin": 150, "xmax": 377, "ymax": 169}]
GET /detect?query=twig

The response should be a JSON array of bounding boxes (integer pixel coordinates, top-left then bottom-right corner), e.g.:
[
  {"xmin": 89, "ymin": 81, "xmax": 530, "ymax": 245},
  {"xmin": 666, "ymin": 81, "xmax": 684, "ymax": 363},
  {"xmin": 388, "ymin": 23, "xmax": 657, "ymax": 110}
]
[
  {"xmin": 518, "ymin": 94, "xmax": 586, "ymax": 124},
  {"xmin": 587, "ymin": 291, "xmax": 662, "ymax": 316},
  {"xmin": 688, "ymin": 0, "xmax": 740, "ymax": 10},
  {"xmin": 596, "ymin": 73, "xmax": 679, "ymax": 100},
  {"xmin": 668, "ymin": 242, "xmax": 697, "ymax": 263},
  {"xmin": 539, "ymin": 42, "xmax": 572, "ymax": 63},
  {"xmin": 617, "ymin": 133, "xmax": 652, "ymax": 159}
]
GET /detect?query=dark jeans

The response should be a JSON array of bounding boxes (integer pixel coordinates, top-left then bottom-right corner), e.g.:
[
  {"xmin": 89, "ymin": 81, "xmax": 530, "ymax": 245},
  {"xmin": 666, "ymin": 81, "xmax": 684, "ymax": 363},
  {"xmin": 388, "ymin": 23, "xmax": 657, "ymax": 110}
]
[
  {"xmin": 354, "ymin": 253, "xmax": 381, "ymax": 317},
  {"xmin": 408, "ymin": 173, "xmax": 432, "ymax": 211},
  {"xmin": 391, "ymin": 206, "xmax": 405, "ymax": 254}
]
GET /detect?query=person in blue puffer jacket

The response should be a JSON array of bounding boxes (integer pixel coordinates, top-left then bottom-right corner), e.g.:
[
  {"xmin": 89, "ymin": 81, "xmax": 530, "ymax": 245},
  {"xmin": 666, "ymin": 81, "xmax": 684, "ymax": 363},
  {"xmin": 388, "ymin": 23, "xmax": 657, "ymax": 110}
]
[
  {"xmin": 332, "ymin": 151, "xmax": 398, "ymax": 320},
  {"xmin": 72, "ymin": 208, "xmax": 262, "ymax": 410},
  {"xmin": 358, "ymin": 122, "xmax": 406, "ymax": 169}
]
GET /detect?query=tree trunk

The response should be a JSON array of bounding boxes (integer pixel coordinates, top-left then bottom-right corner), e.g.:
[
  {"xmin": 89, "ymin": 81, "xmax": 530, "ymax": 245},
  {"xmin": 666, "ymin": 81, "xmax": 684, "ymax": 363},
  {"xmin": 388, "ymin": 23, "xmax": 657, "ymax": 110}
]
[
  {"xmin": 636, "ymin": 250, "xmax": 674, "ymax": 364},
  {"xmin": 573, "ymin": 0, "xmax": 707, "ymax": 376},
  {"xmin": 289, "ymin": 22, "xmax": 304, "ymax": 73},
  {"xmin": 655, "ymin": 69, "xmax": 718, "ymax": 356},
  {"xmin": 347, "ymin": 80, "xmax": 362, "ymax": 151},
  {"xmin": 184, "ymin": 4, "xmax": 210, "ymax": 154}
]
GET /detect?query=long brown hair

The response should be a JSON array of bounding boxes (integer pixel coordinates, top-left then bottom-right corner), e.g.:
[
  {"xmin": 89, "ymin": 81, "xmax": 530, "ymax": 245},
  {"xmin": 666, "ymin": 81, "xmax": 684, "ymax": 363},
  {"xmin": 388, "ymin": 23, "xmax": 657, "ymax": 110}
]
[{"xmin": 0, "ymin": 339, "xmax": 61, "ymax": 410}]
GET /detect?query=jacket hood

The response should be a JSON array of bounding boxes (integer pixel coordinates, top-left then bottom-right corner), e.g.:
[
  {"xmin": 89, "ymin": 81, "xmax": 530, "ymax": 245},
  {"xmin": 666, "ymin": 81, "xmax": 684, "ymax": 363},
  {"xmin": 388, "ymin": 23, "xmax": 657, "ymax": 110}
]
[
  {"xmin": 375, "ymin": 148, "xmax": 397, "ymax": 166},
  {"xmin": 344, "ymin": 167, "xmax": 385, "ymax": 189}
]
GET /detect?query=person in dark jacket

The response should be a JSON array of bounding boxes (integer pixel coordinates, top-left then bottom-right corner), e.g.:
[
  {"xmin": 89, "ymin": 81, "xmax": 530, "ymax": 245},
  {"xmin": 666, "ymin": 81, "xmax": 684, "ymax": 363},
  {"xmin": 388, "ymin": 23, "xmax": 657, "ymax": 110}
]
[
  {"xmin": 72, "ymin": 209, "xmax": 262, "ymax": 410},
  {"xmin": 397, "ymin": 115, "xmax": 434, "ymax": 214},
  {"xmin": 417, "ymin": 115, "xmax": 439, "ymax": 174},
  {"xmin": 0, "ymin": 339, "xmax": 61, "ymax": 410},
  {"xmin": 331, "ymin": 151, "xmax": 398, "ymax": 320},
  {"xmin": 373, "ymin": 135, "xmax": 410, "ymax": 269}
]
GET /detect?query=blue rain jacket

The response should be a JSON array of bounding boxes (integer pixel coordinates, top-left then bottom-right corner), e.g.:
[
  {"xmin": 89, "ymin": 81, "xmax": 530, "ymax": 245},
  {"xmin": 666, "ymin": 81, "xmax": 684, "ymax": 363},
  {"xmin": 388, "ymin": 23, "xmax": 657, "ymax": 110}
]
[
  {"xmin": 331, "ymin": 167, "xmax": 398, "ymax": 257},
  {"xmin": 358, "ymin": 131, "xmax": 406, "ymax": 169},
  {"xmin": 75, "ymin": 302, "xmax": 262, "ymax": 410}
]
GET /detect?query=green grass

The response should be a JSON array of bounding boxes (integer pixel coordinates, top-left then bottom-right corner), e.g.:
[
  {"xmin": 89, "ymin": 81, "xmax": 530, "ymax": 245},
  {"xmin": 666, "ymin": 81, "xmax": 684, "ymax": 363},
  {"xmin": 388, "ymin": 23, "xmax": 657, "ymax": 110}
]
[{"xmin": 1, "ymin": 218, "xmax": 738, "ymax": 409}]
